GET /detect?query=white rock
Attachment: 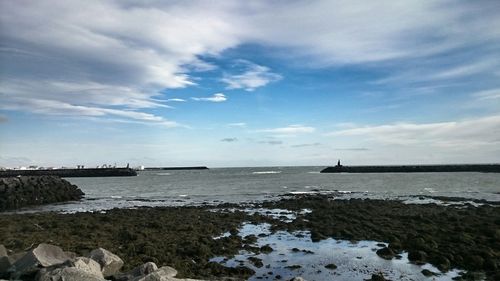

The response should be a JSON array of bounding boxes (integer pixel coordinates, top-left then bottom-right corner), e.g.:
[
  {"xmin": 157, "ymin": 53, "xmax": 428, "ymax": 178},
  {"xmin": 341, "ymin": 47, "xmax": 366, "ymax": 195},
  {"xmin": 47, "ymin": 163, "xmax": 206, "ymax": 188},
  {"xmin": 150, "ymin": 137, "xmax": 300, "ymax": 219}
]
[
  {"xmin": 71, "ymin": 257, "xmax": 103, "ymax": 279},
  {"xmin": 132, "ymin": 266, "xmax": 205, "ymax": 281},
  {"xmin": 89, "ymin": 248, "xmax": 123, "ymax": 277}
]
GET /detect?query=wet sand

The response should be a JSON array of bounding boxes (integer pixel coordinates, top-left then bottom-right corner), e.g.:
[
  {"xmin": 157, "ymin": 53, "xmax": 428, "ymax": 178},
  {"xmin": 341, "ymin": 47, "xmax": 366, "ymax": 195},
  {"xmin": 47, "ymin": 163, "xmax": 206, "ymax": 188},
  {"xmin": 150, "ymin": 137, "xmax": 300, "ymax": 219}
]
[{"xmin": 1, "ymin": 195, "xmax": 498, "ymax": 280}]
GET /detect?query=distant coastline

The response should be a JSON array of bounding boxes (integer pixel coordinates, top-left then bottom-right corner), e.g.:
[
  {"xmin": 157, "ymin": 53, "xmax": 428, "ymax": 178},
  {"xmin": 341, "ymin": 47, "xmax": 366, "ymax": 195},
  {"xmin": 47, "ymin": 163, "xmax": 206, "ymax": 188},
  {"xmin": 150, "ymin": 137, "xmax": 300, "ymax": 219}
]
[{"xmin": 321, "ymin": 163, "xmax": 500, "ymax": 173}]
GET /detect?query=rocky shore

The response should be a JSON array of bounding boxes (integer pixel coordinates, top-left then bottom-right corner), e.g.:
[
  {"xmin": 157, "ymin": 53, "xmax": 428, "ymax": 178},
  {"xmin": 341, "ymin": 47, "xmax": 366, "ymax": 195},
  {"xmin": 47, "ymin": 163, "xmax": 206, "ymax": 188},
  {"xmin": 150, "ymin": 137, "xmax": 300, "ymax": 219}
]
[
  {"xmin": 0, "ymin": 176, "xmax": 84, "ymax": 211},
  {"xmin": 0, "ymin": 195, "xmax": 498, "ymax": 280},
  {"xmin": 0, "ymin": 243, "xmax": 210, "ymax": 280}
]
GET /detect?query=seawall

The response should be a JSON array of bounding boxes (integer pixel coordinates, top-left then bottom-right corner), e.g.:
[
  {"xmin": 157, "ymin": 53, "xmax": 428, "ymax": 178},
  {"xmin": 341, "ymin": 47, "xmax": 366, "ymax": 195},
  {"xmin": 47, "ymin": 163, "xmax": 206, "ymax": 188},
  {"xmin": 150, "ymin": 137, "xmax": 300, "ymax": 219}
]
[
  {"xmin": 0, "ymin": 168, "xmax": 137, "ymax": 178},
  {"xmin": 320, "ymin": 164, "xmax": 500, "ymax": 173},
  {"xmin": 0, "ymin": 176, "xmax": 84, "ymax": 211}
]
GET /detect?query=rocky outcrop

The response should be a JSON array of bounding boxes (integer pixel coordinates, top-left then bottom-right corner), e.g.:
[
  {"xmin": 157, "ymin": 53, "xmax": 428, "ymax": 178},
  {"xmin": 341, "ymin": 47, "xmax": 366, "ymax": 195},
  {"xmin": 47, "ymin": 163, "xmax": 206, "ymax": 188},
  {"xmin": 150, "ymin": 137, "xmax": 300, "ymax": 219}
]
[
  {"xmin": 0, "ymin": 244, "xmax": 213, "ymax": 281},
  {"xmin": 0, "ymin": 176, "xmax": 84, "ymax": 211}
]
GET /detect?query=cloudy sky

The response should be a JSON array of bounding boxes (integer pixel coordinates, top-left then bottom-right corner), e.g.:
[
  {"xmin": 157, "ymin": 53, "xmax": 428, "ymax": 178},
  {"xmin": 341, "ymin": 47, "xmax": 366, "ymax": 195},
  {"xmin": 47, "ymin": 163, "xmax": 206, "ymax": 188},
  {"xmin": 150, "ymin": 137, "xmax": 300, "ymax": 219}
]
[{"xmin": 1, "ymin": 0, "xmax": 499, "ymax": 167}]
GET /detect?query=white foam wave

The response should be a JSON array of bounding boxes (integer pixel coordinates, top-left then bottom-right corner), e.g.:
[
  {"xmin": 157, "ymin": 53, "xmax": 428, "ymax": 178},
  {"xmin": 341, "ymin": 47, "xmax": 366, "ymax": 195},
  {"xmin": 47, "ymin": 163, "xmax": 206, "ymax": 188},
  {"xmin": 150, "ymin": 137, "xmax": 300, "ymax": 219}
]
[{"xmin": 252, "ymin": 171, "xmax": 281, "ymax": 174}]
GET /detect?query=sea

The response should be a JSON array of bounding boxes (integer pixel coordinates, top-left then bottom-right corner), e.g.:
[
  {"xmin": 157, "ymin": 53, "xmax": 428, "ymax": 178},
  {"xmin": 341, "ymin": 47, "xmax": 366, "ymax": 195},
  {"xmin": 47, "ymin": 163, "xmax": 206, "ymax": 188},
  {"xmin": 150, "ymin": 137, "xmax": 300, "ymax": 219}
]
[{"xmin": 20, "ymin": 166, "xmax": 500, "ymax": 213}]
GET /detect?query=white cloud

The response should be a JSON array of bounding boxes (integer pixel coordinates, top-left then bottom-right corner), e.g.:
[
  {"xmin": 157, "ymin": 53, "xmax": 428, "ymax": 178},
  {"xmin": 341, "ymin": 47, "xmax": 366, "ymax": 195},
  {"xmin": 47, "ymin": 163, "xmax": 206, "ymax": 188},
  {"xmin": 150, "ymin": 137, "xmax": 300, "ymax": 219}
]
[
  {"xmin": 191, "ymin": 93, "xmax": 227, "ymax": 102},
  {"xmin": 327, "ymin": 115, "xmax": 500, "ymax": 148},
  {"xmin": 258, "ymin": 125, "xmax": 315, "ymax": 134},
  {"xmin": 472, "ymin": 89, "xmax": 500, "ymax": 100},
  {"xmin": 221, "ymin": 61, "xmax": 281, "ymax": 91},
  {"xmin": 166, "ymin": 98, "xmax": 187, "ymax": 102}
]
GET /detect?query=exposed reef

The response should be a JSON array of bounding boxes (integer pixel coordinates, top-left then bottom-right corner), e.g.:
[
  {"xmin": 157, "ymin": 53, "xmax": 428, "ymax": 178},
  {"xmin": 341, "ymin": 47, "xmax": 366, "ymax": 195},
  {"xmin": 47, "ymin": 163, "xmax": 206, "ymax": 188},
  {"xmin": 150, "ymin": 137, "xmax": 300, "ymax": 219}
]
[{"xmin": 1, "ymin": 195, "xmax": 498, "ymax": 280}]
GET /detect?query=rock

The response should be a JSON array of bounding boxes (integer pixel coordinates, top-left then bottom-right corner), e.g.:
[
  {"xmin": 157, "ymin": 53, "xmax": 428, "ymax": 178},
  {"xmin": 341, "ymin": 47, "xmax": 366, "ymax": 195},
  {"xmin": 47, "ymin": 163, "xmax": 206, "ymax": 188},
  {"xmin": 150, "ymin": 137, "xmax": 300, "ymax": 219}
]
[
  {"xmin": 421, "ymin": 269, "xmax": 438, "ymax": 277},
  {"xmin": 369, "ymin": 273, "xmax": 387, "ymax": 281},
  {"xmin": 324, "ymin": 263, "xmax": 337, "ymax": 270},
  {"xmin": 0, "ymin": 245, "xmax": 10, "ymax": 277},
  {"xmin": 11, "ymin": 244, "xmax": 69, "ymax": 277},
  {"xmin": 0, "ymin": 176, "xmax": 84, "ymax": 211},
  {"xmin": 115, "ymin": 262, "xmax": 158, "ymax": 281},
  {"xmin": 408, "ymin": 250, "xmax": 427, "ymax": 263},
  {"xmin": 71, "ymin": 257, "xmax": 103, "ymax": 279},
  {"xmin": 376, "ymin": 247, "xmax": 395, "ymax": 260},
  {"xmin": 131, "ymin": 266, "xmax": 206, "ymax": 281},
  {"xmin": 89, "ymin": 248, "xmax": 124, "ymax": 277},
  {"xmin": 289, "ymin": 278, "xmax": 306, "ymax": 281},
  {"xmin": 0, "ymin": 246, "xmax": 7, "ymax": 258},
  {"xmin": 260, "ymin": 245, "xmax": 273, "ymax": 253},
  {"xmin": 37, "ymin": 267, "xmax": 106, "ymax": 281}
]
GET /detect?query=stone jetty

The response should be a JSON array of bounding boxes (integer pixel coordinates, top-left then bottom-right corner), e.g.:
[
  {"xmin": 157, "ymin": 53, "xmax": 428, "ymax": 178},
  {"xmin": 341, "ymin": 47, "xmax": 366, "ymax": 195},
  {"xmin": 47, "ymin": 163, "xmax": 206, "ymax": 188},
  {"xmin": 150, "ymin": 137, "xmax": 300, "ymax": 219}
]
[
  {"xmin": 320, "ymin": 163, "xmax": 500, "ymax": 173},
  {"xmin": 0, "ymin": 167, "xmax": 137, "ymax": 178},
  {"xmin": 0, "ymin": 176, "xmax": 84, "ymax": 211}
]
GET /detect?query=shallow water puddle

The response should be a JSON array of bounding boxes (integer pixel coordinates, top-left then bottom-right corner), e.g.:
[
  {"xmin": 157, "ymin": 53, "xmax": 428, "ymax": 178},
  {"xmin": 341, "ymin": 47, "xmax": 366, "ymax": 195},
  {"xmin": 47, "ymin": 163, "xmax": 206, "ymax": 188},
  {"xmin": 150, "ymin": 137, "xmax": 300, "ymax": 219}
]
[{"xmin": 211, "ymin": 223, "xmax": 463, "ymax": 281}]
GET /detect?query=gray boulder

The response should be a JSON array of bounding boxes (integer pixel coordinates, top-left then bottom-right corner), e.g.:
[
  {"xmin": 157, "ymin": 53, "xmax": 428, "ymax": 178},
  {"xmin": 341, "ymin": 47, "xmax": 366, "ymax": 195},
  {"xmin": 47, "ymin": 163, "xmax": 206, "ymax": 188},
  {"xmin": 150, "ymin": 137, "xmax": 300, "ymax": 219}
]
[
  {"xmin": 89, "ymin": 248, "xmax": 124, "ymax": 277},
  {"xmin": 115, "ymin": 262, "xmax": 158, "ymax": 281},
  {"xmin": 0, "ymin": 246, "xmax": 7, "ymax": 257},
  {"xmin": 37, "ymin": 267, "xmax": 105, "ymax": 281},
  {"xmin": 0, "ymin": 245, "xmax": 10, "ymax": 277},
  {"xmin": 11, "ymin": 244, "xmax": 70, "ymax": 277}
]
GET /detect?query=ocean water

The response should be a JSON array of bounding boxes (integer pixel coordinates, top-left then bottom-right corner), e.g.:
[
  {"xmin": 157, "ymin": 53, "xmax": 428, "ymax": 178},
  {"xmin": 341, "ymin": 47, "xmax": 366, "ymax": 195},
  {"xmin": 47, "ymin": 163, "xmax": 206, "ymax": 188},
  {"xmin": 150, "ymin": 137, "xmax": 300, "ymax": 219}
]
[{"xmin": 17, "ymin": 166, "xmax": 500, "ymax": 213}]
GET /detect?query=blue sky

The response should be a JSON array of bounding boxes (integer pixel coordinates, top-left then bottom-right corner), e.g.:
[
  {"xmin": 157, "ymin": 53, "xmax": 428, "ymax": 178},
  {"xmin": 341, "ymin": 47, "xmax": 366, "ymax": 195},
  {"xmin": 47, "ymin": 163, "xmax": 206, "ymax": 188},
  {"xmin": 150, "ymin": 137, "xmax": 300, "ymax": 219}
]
[{"xmin": 1, "ymin": 0, "xmax": 499, "ymax": 167}]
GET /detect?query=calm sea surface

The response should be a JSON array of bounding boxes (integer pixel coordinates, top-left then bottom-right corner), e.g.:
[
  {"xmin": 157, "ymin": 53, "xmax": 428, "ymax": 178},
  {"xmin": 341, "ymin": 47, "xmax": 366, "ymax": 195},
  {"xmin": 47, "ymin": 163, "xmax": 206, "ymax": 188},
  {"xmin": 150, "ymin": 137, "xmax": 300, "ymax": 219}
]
[{"xmin": 20, "ymin": 166, "xmax": 500, "ymax": 213}]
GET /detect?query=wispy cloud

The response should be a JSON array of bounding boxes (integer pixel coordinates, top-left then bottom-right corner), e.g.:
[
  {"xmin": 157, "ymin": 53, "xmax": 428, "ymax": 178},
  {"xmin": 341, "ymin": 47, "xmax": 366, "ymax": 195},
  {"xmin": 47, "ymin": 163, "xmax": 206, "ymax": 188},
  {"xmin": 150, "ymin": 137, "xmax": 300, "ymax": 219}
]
[
  {"xmin": 221, "ymin": 60, "xmax": 281, "ymax": 91},
  {"xmin": 334, "ymin": 148, "xmax": 369, "ymax": 151},
  {"xmin": 228, "ymin": 122, "xmax": 246, "ymax": 128},
  {"xmin": 221, "ymin": 137, "xmax": 238, "ymax": 142},
  {"xmin": 167, "ymin": 98, "xmax": 187, "ymax": 102},
  {"xmin": 259, "ymin": 140, "xmax": 283, "ymax": 145},
  {"xmin": 258, "ymin": 125, "xmax": 315, "ymax": 135},
  {"xmin": 327, "ymin": 115, "xmax": 500, "ymax": 148},
  {"xmin": 291, "ymin": 143, "xmax": 321, "ymax": 148},
  {"xmin": 191, "ymin": 93, "xmax": 227, "ymax": 102},
  {"xmin": 0, "ymin": 95, "xmax": 180, "ymax": 127},
  {"xmin": 472, "ymin": 89, "xmax": 500, "ymax": 101}
]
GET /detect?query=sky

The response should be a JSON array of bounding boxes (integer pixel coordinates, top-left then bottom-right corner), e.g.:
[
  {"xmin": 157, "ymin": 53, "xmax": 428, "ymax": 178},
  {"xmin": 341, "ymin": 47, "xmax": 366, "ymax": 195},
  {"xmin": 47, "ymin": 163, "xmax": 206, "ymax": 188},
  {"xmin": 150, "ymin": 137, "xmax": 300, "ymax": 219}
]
[{"xmin": 1, "ymin": 0, "xmax": 500, "ymax": 168}]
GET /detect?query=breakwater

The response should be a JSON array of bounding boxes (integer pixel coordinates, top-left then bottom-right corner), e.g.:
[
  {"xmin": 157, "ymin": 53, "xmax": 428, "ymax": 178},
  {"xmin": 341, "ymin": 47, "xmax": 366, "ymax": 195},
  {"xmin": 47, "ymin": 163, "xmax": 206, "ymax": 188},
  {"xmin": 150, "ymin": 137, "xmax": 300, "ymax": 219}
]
[
  {"xmin": 0, "ymin": 168, "xmax": 137, "ymax": 178},
  {"xmin": 320, "ymin": 164, "xmax": 500, "ymax": 173},
  {"xmin": 144, "ymin": 166, "xmax": 209, "ymax": 170},
  {"xmin": 0, "ymin": 176, "xmax": 84, "ymax": 211}
]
